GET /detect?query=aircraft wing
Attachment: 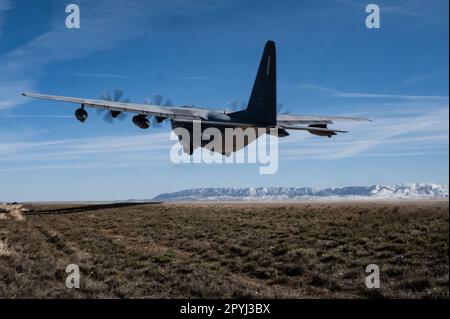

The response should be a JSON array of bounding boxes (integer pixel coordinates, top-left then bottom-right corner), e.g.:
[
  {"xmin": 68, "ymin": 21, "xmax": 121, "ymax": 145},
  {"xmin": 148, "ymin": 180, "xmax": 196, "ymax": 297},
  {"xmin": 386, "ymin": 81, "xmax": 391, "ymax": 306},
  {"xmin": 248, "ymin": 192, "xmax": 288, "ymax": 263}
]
[
  {"xmin": 277, "ymin": 114, "xmax": 371, "ymax": 125},
  {"xmin": 22, "ymin": 92, "xmax": 205, "ymax": 120}
]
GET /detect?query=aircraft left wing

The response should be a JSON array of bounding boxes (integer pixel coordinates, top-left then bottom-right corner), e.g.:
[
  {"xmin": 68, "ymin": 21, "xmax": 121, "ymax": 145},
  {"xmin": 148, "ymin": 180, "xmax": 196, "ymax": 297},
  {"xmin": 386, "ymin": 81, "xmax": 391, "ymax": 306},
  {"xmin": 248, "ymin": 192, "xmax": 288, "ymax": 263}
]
[
  {"xmin": 277, "ymin": 114, "xmax": 371, "ymax": 125},
  {"xmin": 22, "ymin": 92, "xmax": 205, "ymax": 120}
]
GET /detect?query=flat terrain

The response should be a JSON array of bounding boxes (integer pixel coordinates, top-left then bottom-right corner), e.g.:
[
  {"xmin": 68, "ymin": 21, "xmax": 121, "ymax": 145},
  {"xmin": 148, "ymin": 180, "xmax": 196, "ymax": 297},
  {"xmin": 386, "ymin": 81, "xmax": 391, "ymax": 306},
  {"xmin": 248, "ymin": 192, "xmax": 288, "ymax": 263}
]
[{"xmin": 0, "ymin": 201, "xmax": 448, "ymax": 298}]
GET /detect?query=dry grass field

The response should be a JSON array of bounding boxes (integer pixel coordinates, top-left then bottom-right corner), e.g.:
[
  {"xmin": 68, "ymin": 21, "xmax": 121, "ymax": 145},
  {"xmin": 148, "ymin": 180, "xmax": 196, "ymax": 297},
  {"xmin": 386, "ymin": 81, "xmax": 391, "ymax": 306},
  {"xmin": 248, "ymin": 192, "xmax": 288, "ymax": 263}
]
[{"xmin": 0, "ymin": 201, "xmax": 448, "ymax": 299}]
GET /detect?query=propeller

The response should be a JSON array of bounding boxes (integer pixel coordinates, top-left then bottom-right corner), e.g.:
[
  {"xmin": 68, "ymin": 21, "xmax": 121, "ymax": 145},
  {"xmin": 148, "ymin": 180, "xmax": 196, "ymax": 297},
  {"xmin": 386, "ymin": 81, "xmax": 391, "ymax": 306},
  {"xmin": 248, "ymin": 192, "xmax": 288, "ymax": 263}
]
[
  {"xmin": 277, "ymin": 102, "xmax": 290, "ymax": 115},
  {"xmin": 225, "ymin": 99, "xmax": 247, "ymax": 112},
  {"xmin": 144, "ymin": 94, "xmax": 173, "ymax": 107},
  {"xmin": 98, "ymin": 89, "xmax": 130, "ymax": 123},
  {"xmin": 224, "ymin": 99, "xmax": 287, "ymax": 115},
  {"xmin": 153, "ymin": 94, "xmax": 163, "ymax": 106},
  {"xmin": 143, "ymin": 94, "xmax": 172, "ymax": 128}
]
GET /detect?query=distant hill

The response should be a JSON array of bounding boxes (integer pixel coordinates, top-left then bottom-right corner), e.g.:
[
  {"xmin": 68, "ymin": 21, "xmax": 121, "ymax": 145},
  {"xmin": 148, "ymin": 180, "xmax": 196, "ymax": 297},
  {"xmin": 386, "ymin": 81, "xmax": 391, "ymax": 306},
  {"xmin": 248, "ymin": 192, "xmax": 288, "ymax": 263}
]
[{"xmin": 153, "ymin": 183, "xmax": 449, "ymax": 202}]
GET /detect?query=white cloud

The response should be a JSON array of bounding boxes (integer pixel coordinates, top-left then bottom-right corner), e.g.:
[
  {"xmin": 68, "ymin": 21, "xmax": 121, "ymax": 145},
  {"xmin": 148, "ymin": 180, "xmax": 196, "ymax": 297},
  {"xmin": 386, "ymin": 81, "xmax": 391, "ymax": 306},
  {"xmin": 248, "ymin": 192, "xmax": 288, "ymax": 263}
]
[
  {"xmin": 332, "ymin": 0, "xmax": 447, "ymax": 21},
  {"xmin": 178, "ymin": 76, "xmax": 208, "ymax": 80},
  {"xmin": 1, "ymin": 100, "xmax": 448, "ymax": 171},
  {"xmin": 0, "ymin": 114, "xmax": 72, "ymax": 118},
  {"xmin": 0, "ymin": 0, "xmax": 151, "ymax": 109},
  {"xmin": 72, "ymin": 72, "xmax": 130, "ymax": 79},
  {"xmin": 0, "ymin": 132, "xmax": 169, "ymax": 155},
  {"xmin": 284, "ymin": 83, "xmax": 449, "ymax": 101},
  {"xmin": 0, "ymin": 0, "xmax": 11, "ymax": 37},
  {"xmin": 278, "ymin": 101, "xmax": 449, "ymax": 160},
  {"xmin": 402, "ymin": 70, "xmax": 442, "ymax": 85},
  {"xmin": 0, "ymin": 0, "xmax": 236, "ymax": 110},
  {"xmin": 0, "ymin": 131, "xmax": 173, "ymax": 172}
]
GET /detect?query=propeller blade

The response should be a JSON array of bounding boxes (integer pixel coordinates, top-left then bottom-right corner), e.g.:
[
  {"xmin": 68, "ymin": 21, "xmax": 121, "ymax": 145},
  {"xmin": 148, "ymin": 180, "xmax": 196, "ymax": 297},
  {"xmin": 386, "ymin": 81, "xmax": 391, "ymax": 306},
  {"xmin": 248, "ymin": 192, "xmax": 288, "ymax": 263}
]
[
  {"xmin": 98, "ymin": 89, "xmax": 130, "ymax": 122},
  {"xmin": 144, "ymin": 95, "xmax": 172, "ymax": 106},
  {"xmin": 277, "ymin": 103, "xmax": 284, "ymax": 113},
  {"xmin": 113, "ymin": 89, "xmax": 124, "ymax": 102},
  {"xmin": 227, "ymin": 100, "xmax": 239, "ymax": 111},
  {"xmin": 153, "ymin": 94, "xmax": 163, "ymax": 106},
  {"xmin": 100, "ymin": 90, "xmax": 112, "ymax": 101},
  {"xmin": 151, "ymin": 116, "xmax": 162, "ymax": 128},
  {"xmin": 117, "ymin": 113, "xmax": 128, "ymax": 121},
  {"xmin": 277, "ymin": 102, "xmax": 290, "ymax": 114},
  {"xmin": 103, "ymin": 111, "xmax": 114, "ymax": 123}
]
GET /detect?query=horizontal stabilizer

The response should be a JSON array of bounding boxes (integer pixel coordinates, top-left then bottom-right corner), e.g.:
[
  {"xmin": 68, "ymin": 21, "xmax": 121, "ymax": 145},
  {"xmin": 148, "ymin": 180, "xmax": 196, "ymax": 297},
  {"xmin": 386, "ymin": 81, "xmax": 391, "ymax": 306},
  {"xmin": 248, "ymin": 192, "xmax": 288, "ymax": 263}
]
[
  {"xmin": 277, "ymin": 114, "xmax": 371, "ymax": 124},
  {"xmin": 279, "ymin": 123, "xmax": 347, "ymax": 134}
]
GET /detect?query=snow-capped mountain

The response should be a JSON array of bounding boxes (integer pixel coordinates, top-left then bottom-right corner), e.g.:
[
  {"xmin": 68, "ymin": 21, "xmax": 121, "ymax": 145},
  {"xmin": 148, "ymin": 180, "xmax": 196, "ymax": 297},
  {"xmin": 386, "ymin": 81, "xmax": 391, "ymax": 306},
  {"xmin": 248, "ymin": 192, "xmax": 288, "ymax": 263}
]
[{"xmin": 152, "ymin": 183, "xmax": 449, "ymax": 201}]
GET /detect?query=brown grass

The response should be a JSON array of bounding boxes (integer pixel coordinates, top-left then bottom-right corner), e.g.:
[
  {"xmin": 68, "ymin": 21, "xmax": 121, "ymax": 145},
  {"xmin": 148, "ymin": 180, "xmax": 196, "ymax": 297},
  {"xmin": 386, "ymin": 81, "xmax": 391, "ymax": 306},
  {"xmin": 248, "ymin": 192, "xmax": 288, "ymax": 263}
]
[
  {"xmin": 0, "ymin": 239, "xmax": 15, "ymax": 256},
  {"xmin": 0, "ymin": 201, "xmax": 448, "ymax": 298},
  {"xmin": 0, "ymin": 204, "xmax": 27, "ymax": 221}
]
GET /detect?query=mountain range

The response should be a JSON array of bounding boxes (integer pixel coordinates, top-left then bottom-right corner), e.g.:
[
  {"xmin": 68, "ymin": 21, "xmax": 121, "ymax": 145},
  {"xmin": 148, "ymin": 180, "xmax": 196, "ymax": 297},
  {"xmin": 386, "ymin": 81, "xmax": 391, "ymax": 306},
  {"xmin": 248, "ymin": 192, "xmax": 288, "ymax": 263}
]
[{"xmin": 152, "ymin": 183, "xmax": 449, "ymax": 202}]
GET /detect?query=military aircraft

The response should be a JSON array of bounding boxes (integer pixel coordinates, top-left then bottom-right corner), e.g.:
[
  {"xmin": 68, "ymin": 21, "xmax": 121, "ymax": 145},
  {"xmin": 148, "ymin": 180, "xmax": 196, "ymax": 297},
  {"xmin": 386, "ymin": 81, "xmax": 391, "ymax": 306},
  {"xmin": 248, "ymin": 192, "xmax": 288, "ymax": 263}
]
[{"xmin": 22, "ymin": 40, "xmax": 369, "ymax": 155}]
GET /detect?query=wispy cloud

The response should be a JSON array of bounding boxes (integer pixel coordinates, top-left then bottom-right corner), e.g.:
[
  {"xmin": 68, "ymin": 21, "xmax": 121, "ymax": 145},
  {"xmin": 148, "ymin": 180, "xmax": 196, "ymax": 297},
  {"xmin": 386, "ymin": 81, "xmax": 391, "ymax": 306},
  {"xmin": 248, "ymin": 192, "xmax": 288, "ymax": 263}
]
[
  {"xmin": 72, "ymin": 72, "xmax": 130, "ymax": 79},
  {"xmin": 332, "ymin": 0, "xmax": 445, "ymax": 20},
  {"xmin": 178, "ymin": 76, "xmax": 208, "ymax": 81},
  {"xmin": 0, "ymin": 0, "xmax": 234, "ymax": 110},
  {"xmin": 0, "ymin": 0, "xmax": 152, "ymax": 109},
  {"xmin": 402, "ymin": 70, "xmax": 442, "ymax": 85},
  {"xmin": 0, "ymin": 114, "xmax": 72, "ymax": 118},
  {"xmin": 0, "ymin": 0, "xmax": 11, "ymax": 37},
  {"xmin": 284, "ymin": 83, "xmax": 449, "ymax": 101},
  {"xmin": 0, "ymin": 131, "xmax": 172, "ymax": 171},
  {"xmin": 1, "ymin": 100, "xmax": 448, "ymax": 171},
  {"xmin": 0, "ymin": 132, "xmax": 169, "ymax": 155},
  {"xmin": 0, "ymin": 161, "xmax": 166, "ymax": 172},
  {"xmin": 278, "ymin": 101, "xmax": 449, "ymax": 160}
]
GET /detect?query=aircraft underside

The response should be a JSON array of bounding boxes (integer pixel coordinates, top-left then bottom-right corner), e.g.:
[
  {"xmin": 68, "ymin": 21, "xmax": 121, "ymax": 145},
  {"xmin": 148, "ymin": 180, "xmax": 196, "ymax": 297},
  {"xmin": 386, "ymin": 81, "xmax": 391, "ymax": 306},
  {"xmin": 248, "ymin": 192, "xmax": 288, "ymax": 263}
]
[{"xmin": 171, "ymin": 120, "xmax": 278, "ymax": 155}]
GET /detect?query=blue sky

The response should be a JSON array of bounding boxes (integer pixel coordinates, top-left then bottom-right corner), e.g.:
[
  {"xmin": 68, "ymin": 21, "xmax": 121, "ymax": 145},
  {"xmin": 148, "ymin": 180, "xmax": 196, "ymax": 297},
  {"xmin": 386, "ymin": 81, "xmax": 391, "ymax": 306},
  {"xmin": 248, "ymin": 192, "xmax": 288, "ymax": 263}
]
[{"xmin": 0, "ymin": 0, "xmax": 448, "ymax": 201}]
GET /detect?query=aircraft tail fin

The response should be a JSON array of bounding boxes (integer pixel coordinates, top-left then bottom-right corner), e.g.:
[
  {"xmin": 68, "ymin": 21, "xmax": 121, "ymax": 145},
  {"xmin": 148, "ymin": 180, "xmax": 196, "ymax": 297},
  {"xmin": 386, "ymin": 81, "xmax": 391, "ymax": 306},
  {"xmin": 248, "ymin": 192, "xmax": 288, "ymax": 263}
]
[{"xmin": 231, "ymin": 40, "xmax": 277, "ymax": 126}]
